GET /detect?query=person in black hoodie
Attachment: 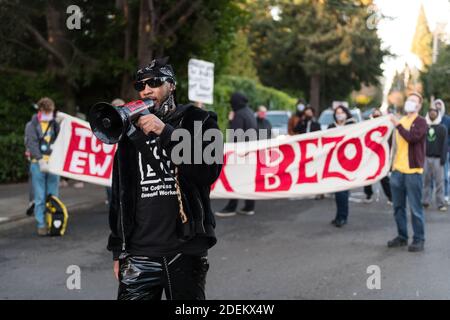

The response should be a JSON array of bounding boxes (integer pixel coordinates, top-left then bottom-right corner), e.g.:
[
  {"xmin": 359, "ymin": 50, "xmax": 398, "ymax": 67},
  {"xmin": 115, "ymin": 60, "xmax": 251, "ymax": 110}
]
[
  {"xmin": 215, "ymin": 92, "xmax": 258, "ymax": 217},
  {"xmin": 108, "ymin": 57, "xmax": 223, "ymax": 300},
  {"xmin": 328, "ymin": 105, "xmax": 356, "ymax": 228},
  {"xmin": 423, "ymin": 106, "xmax": 448, "ymax": 211}
]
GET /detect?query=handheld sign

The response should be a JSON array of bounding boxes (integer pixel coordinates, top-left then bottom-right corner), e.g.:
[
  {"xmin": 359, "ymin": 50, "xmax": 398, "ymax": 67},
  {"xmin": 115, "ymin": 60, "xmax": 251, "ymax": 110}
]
[{"xmin": 188, "ymin": 58, "xmax": 214, "ymax": 105}]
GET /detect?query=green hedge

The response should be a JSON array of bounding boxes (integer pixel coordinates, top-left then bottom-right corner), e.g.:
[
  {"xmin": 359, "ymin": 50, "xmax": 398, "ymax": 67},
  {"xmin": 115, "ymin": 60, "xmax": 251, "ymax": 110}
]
[
  {"xmin": 0, "ymin": 133, "xmax": 28, "ymax": 183},
  {"xmin": 0, "ymin": 74, "xmax": 61, "ymax": 183},
  {"xmin": 210, "ymin": 75, "xmax": 297, "ymax": 131}
]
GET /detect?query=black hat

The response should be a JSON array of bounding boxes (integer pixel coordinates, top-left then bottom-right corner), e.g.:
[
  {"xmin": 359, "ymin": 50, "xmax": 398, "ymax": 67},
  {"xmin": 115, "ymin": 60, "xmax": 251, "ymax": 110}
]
[{"xmin": 135, "ymin": 56, "xmax": 176, "ymax": 83}]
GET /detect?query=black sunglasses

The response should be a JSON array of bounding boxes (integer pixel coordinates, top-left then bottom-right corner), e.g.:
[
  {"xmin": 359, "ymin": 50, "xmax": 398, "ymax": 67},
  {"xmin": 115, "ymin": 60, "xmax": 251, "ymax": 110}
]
[{"xmin": 134, "ymin": 77, "xmax": 172, "ymax": 92}]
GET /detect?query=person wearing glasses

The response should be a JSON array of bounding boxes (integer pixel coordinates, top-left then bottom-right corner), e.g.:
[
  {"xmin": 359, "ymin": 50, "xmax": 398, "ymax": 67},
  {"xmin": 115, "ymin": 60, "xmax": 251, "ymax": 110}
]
[{"xmin": 107, "ymin": 57, "xmax": 223, "ymax": 300}]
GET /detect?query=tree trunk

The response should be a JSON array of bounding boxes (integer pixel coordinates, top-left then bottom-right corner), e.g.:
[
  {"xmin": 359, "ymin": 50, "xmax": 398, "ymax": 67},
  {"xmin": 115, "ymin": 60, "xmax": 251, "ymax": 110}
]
[
  {"xmin": 118, "ymin": 0, "xmax": 135, "ymax": 101},
  {"xmin": 45, "ymin": 1, "xmax": 76, "ymax": 115},
  {"xmin": 309, "ymin": 74, "xmax": 321, "ymax": 114},
  {"xmin": 137, "ymin": 0, "xmax": 154, "ymax": 68},
  {"xmin": 63, "ymin": 81, "xmax": 77, "ymax": 116}
]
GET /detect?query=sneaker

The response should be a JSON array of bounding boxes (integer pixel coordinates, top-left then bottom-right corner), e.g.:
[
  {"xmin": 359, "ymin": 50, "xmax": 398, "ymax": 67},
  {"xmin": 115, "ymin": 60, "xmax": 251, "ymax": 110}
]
[
  {"xmin": 214, "ymin": 208, "xmax": 236, "ymax": 218},
  {"xmin": 423, "ymin": 203, "xmax": 429, "ymax": 209},
  {"xmin": 237, "ymin": 208, "xmax": 255, "ymax": 216},
  {"xmin": 363, "ymin": 196, "xmax": 373, "ymax": 204},
  {"xmin": 37, "ymin": 227, "xmax": 47, "ymax": 236},
  {"xmin": 73, "ymin": 182, "xmax": 85, "ymax": 189},
  {"xmin": 439, "ymin": 206, "xmax": 448, "ymax": 212},
  {"xmin": 334, "ymin": 220, "xmax": 347, "ymax": 228},
  {"xmin": 26, "ymin": 202, "xmax": 35, "ymax": 216},
  {"xmin": 408, "ymin": 240, "xmax": 425, "ymax": 252},
  {"xmin": 387, "ymin": 200, "xmax": 393, "ymax": 206},
  {"xmin": 387, "ymin": 236, "xmax": 408, "ymax": 248}
]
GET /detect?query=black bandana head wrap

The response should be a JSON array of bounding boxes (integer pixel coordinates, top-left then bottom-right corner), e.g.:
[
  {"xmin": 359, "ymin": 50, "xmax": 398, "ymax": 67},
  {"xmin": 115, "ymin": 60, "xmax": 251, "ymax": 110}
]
[{"xmin": 135, "ymin": 56, "xmax": 176, "ymax": 84}]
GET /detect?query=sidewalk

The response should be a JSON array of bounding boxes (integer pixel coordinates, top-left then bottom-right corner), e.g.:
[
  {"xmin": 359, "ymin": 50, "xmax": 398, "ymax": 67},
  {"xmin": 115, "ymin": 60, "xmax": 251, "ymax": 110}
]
[{"xmin": 0, "ymin": 181, "xmax": 107, "ymax": 225}]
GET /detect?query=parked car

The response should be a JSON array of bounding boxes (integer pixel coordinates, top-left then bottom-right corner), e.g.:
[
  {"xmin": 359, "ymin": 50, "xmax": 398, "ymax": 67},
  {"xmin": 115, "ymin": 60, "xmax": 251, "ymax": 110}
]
[
  {"xmin": 318, "ymin": 108, "xmax": 362, "ymax": 131},
  {"xmin": 264, "ymin": 110, "xmax": 292, "ymax": 137}
]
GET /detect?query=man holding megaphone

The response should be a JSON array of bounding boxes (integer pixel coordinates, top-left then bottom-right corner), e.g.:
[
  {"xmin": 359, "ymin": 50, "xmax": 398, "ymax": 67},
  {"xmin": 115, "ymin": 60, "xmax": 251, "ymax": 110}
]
[{"xmin": 97, "ymin": 57, "xmax": 222, "ymax": 300}]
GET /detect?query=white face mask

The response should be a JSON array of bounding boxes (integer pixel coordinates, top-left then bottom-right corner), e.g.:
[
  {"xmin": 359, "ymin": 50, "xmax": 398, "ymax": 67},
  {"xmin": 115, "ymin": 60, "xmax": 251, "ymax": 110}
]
[
  {"xmin": 297, "ymin": 104, "xmax": 305, "ymax": 112},
  {"xmin": 40, "ymin": 112, "xmax": 54, "ymax": 122},
  {"xmin": 404, "ymin": 100, "xmax": 417, "ymax": 113},
  {"xmin": 336, "ymin": 113, "xmax": 347, "ymax": 122}
]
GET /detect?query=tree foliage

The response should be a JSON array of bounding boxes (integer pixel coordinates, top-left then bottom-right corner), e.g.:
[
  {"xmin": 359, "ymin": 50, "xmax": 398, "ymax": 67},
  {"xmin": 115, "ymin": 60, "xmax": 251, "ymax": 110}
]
[
  {"xmin": 411, "ymin": 4, "xmax": 433, "ymax": 69},
  {"xmin": 248, "ymin": 0, "xmax": 388, "ymax": 112},
  {"xmin": 422, "ymin": 44, "xmax": 450, "ymax": 109}
]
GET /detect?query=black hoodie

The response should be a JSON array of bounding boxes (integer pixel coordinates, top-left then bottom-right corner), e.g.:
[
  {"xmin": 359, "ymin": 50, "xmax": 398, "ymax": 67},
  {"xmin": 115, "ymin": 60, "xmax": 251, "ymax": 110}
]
[{"xmin": 229, "ymin": 92, "xmax": 257, "ymax": 138}]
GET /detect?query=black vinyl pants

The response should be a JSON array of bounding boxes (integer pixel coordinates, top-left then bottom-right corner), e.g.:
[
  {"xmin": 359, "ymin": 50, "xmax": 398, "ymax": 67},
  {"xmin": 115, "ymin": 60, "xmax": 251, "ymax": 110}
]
[{"xmin": 118, "ymin": 254, "xmax": 209, "ymax": 300}]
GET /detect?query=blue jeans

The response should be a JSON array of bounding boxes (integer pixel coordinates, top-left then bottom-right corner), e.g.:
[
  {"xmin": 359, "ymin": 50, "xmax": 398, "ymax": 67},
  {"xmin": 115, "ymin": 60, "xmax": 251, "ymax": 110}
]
[
  {"xmin": 335, "ymin": 191, "xmax": 349, "ymax": 222},
  {"xmin": 390, "ymin": 171, "xmax": 425, "ymax": 242},
  {"xmin": 30, "ymin": 162, "xmax": 60, "ymax": 228}
]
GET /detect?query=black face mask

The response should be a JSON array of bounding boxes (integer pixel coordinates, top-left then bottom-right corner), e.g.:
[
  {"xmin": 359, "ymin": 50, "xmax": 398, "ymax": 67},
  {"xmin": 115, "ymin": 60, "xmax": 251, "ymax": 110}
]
[{"xmin": 154, "ymin": 94, "xmax": 176, "ymax": 122}]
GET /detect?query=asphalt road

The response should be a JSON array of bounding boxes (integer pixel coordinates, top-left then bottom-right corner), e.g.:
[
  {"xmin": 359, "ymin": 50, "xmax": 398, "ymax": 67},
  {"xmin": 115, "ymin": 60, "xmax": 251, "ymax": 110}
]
[{"xmin": 1, "ymin": 191, "xmax": 450, "ymax": 300}]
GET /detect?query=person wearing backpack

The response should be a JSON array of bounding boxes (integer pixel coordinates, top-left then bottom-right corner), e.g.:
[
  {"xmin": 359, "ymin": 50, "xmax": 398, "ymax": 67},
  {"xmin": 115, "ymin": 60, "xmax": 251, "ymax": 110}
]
[{"xmin": 25, "ymin": 97, "xmax": 60, "ymax": 236}]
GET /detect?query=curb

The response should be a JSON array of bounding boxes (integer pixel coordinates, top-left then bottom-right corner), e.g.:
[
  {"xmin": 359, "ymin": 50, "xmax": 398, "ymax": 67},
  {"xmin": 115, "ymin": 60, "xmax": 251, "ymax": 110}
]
[{"xmin": 0, "ymin": 200, "xmax": 105, "ymax": 227}]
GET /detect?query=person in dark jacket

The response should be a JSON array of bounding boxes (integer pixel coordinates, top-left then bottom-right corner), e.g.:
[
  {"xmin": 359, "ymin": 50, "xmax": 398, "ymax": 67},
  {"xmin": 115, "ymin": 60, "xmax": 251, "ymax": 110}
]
[
  {"xmin": 423, "ymin": 106, "xmax": 448, "ymax": 211},
  {"xmin": 388, "ymin": 92, "xmax": 428, "ymax": 252},
  {"xmin": 293, "ymin": 106, "xmax": 321, "ymax": 134},
  {"xmin": 434, "ymin": 99, "xmax": 450, "ymax": 202},
  {"xmin": 256, "ymin": 105, "xmax": 272, "ymax": 139},
  {"xmin": 108, "ymin": 57, "xmax": 223, "ymax": 300},
  {"xmin": 288, "ymin": 99, "xmax": 305, "ymax": 135},
  {"xmin": 328, "ymin": 105, "xmax": 356, "ymax": 228},
  {"xmin": 215, "ymin": 92, "xmax": 257, "ymax": 217},
  {"xmin": 24, "ymin": 97, "xmax": 60, "ymax": 236}
]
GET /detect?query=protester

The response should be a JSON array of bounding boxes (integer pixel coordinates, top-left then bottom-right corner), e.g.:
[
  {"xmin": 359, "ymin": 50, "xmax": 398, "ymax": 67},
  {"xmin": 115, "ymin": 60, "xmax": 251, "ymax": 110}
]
[
  {"xmin": 107, "ymin": 57, "xmax": 222, "ymax": 300},
  {"xmin": 293, "ymin": 106, "xmax": 321, "ymax": 134},
  {"xmin": 388, "ymin": 92, "xmax": 427, "ymax": 252},
  {"xmin": 423, "ymin": 105, "xmax": 448, "ymax": 211},
  {"xmin": 24, "ymin": 97, "xmax": 60, "ymax": 236},
  {"xmin": 328, "ymin": 105, "xmax": 356, "ymax": 227},
  {"xmin": 363, "ymin": 108, "xmax": 392, "ymax": 204},
  {"xmin": 434, "ymin": 99, "xmax": 450, "ymax": 204},
  {"xmin": 288, "ymin": 99, "xmax": 306, "ymax": 135},
  {"xmin": 256, "ymin": 105, "xmax": 272, "ymax": 139},
  {"xmin": 215, "ymin": 92, "xmax": 258, "ymax": 217}
]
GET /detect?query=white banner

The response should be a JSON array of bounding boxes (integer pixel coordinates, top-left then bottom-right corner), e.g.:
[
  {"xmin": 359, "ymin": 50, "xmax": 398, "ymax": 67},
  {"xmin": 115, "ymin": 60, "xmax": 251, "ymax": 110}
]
[
  {"xmin": 48, "ymin": 113, "xmax": 117, "ymax": 186},
  {"xmin": 210, "ymin": 116, "xmax": 394, "ymax": 199}
]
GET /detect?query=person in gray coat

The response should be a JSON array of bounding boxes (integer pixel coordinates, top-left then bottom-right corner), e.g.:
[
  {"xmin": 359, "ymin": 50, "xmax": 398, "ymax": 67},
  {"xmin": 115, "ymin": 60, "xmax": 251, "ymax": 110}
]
[
  {"xmin": 215, "ymin": 92, "xmax": 258, "ymax": 217},
  {"xmin": 25, "ymin": 97, "xmax": 60, "ymax": 235}
]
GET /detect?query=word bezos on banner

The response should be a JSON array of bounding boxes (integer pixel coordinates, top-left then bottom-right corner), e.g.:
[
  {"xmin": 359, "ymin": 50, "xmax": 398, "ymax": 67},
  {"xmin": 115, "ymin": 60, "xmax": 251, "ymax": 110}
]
[{"xmin": 211, "ymin": 117, "xmax": 393, "ymax": 199}]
